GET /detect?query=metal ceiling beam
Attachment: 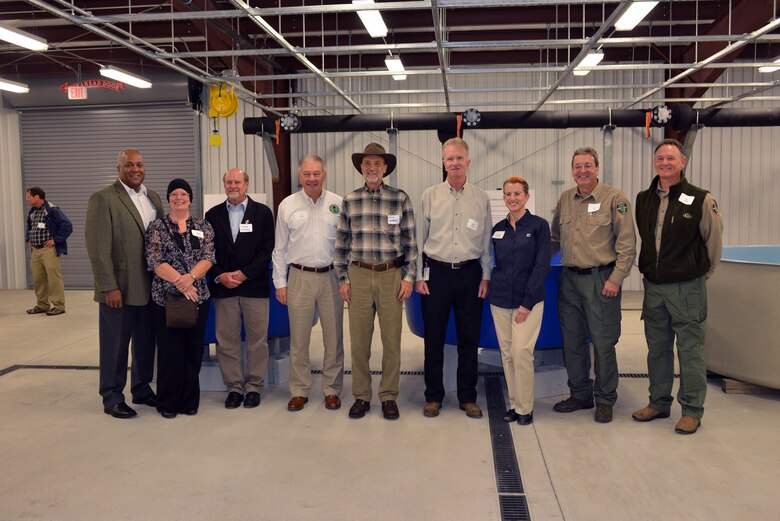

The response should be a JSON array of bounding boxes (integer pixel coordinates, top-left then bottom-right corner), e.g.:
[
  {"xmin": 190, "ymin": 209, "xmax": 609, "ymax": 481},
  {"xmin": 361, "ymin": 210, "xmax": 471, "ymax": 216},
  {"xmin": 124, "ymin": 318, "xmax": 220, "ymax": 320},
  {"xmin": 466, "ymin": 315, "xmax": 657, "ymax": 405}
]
[
  {"xmin": 23, "ymin": 0, "xmax": 281, "ymax": 115},
  {"xmin": 431, "ymin": 0, "xmax": 451, "ymax": 111},
  {"xmin": 229, "ymin": 61, "xmax": 780, "ymax": 82},
  {"xmin": 666, "ymin": 0, "xmax": 776, "ymax": 102},
  {"xmin": 153, "ymin": 34, "xmax": 780, "ymax": 60},
  {"xmin": 91, "ymin": 0, "xmax": 673, "ymax": 23},
  {"xmin": 627, "ymin": 16, "xmax": 780, "ymax": 107},
  {"xmin": 533, "ymin": 0, "xmax": 632, "ymax": 110},
  {"xmin": 265, "ymin": 96, "xmax": 780, "ymax": 112},
  {"xmin": 259, "ymin": 82, "xmax": 779, "ymax": 99},
  {"xmin": 228, "ymin": 0, "xmax": 363, "ymax": 113}
]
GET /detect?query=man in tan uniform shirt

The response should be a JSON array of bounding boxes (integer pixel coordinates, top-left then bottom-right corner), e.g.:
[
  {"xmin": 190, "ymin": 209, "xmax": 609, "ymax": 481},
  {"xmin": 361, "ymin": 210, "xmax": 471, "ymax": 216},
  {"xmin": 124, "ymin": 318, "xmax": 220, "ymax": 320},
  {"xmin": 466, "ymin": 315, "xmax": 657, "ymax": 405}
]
[{"xmin": 551, "ymin": 146, "xmax": 636, "ymax": 423}]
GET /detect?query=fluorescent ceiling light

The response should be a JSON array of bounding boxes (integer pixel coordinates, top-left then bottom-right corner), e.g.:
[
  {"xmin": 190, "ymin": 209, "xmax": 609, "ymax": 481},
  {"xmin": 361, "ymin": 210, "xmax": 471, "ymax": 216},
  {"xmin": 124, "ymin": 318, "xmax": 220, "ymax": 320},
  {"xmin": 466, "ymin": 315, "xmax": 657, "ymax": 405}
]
[
  {"xmin": 579, "ymin": 51, "xmax": 605, "ymax": 68},
  {"xmin": 615, "ymin": 1, "xmax": 659, "ymax": 31},
  {"xmin": 99, "ymin": 65, "xmax": 152, "ymax": 89},
  {"xmin": 573, "ymin": 51, "xmax": 604, "ymax": 76},
  {"xmin": 758, "ymin": 58, "xmax": 780, "ymax": 73},
  {"xmin": 0, "ymin": 77, "xmax": 30, "ymax": 94},
  {"xmin": 354, "ymin": 0, "xmax": 388, "ymax": 38},
  {"xmin": 0, "ymin": 22, "xmax": 48, "ymax": 51},
  {"xmin": 385, "ymin": 57, "xmax": 407, "ymax": 81}
]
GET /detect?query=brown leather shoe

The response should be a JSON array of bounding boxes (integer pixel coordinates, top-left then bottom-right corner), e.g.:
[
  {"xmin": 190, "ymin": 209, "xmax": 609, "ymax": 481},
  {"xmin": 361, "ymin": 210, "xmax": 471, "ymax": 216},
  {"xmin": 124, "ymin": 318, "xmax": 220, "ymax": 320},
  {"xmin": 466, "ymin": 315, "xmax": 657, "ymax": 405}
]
[
  {"xmin": 459, "ymin": 402, "xmax": 483, "ymax": 418},
  {"xmin": 675, "ymin": 415, "xmax": 701, "ymax": 435},
  {"xmin": 324, "ymin": 395, "xmax": 341, "ymax": 410},
  {"xmin": 287, "ymin": 396, "xmax": 308, "ymax": 411},
  {"xmin": 632, "ymin": 405, "xmax": 671, "ymax": 422},
  {"xmin": 381, "ymin": 400, "xmax": 400, "ymax": 420},
  {"xmin": 423, "ymin": 401, "xmax": 441, "ymax": 417},
  {"xmin": 348, "ymin": 399, "xmax": 370, "ymax": 418}
]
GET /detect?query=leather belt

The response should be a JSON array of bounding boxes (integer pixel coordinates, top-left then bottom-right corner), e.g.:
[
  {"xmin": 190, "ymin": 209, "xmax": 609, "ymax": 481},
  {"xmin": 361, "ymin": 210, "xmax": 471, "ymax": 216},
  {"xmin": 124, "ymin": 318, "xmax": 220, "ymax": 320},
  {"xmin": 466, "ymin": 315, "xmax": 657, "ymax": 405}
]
[
  {"xmin": 350, "ymin": 256, "xmax": 404, "ymax": 272},
  {"xmin": 290, "ymin": 263, "xmax": 333, "ymax": 273},
  {"xmin": 426, "ymin": 257, "xmax": 479, "ymax": 270},
  {"xmin": 565, "ymin": 261, "xmax": 616, "ymax": 275}
]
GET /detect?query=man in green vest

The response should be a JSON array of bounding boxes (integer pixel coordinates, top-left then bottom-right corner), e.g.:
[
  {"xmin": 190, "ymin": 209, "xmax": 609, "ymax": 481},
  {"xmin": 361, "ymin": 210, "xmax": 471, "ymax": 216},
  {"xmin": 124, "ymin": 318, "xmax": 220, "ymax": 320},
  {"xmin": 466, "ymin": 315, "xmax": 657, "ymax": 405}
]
[{"xmin": 633, "ymin": 139, "xmax": 723, "ymax": 435}]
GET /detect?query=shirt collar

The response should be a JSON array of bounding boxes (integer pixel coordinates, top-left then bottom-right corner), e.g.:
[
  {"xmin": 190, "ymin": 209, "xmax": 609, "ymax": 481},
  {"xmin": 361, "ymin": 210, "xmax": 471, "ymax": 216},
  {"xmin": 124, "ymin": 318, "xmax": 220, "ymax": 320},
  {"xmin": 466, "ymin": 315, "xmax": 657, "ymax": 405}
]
[
  {"xmin": 226, "ymin": 197, "xmax": 248, "ymax": 212},
  {"xmin": 119, "ymin": 178, "xmax": 147, "ymax": 197}
]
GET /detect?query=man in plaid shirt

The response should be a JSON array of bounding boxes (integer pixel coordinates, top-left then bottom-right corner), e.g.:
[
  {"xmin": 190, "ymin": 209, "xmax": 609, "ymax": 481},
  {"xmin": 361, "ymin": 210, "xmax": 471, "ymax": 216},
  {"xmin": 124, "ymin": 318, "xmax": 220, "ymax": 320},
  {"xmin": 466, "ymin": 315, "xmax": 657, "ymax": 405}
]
[{"xmin": 334, "ymin": 143, "xmax": 417, "ymax": 420}]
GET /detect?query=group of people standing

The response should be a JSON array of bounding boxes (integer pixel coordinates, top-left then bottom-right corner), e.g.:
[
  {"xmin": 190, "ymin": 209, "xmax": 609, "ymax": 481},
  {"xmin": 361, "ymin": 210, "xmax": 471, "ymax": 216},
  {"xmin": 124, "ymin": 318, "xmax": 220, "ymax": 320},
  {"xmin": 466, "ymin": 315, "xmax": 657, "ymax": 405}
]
[
  {"xmin": 548, "ymin": 140, "xmax": 723, "ymax": 435},
  {"xmin": 38, "ymin": 135, "xmax": 720, "ymax": 435}
]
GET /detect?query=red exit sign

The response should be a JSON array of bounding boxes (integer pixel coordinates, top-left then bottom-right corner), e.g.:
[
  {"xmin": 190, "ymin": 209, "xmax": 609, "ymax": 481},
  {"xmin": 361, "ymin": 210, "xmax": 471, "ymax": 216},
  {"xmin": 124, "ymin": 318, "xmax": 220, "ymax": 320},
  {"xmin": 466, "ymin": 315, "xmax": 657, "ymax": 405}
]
[{"xmin": 67, "ymin": 85, "xmax": 87, "ymax": 100}]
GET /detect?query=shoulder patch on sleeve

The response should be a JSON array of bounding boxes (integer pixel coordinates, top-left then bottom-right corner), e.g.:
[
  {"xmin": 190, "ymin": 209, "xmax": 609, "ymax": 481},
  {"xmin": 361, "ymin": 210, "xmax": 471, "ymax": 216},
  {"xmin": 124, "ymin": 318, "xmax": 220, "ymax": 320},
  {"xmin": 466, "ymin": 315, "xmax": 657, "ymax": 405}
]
[
  {"xmin": 616, "ymin": 201, "xmax": 628, "ymax": 214},
  {"xmin": 329, "ymin": 204, "xmax": 340, "ymax": 214},
  {"xmin": 712, "ymin": 199, "xmax": 719, "ymax": 214}
]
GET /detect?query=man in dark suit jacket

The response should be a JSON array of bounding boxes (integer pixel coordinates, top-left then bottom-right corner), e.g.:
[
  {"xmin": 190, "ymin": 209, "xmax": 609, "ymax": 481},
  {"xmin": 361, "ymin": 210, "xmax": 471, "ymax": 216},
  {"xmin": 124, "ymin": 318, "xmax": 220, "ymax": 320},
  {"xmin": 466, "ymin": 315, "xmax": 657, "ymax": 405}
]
[
  {"xmin": 205, "ymin": 168, "xmax": 275, "ymax": 410},
  {"xmin": 85, "ymin": 149, "xmax": 164, "ymax": 419}
]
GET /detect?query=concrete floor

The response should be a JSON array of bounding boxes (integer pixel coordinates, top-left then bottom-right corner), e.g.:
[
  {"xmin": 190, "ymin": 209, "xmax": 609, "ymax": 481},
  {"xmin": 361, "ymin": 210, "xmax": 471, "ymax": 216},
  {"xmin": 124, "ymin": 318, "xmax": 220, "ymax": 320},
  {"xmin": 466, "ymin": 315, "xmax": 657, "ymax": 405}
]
[{"xmin": 1, "ymin": 289, "xmax": 779, "ymax": 521}]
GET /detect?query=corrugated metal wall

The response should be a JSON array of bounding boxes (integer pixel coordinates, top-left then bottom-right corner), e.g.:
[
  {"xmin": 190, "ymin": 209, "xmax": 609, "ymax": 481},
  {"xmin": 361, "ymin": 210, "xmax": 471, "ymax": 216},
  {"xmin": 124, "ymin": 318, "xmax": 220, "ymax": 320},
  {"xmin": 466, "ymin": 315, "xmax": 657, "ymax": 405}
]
[
  {"xmin": 200, "ymin": 100, "xmax": 273, "ymax": 200},
  {"xmin": 0, "ymin": 99, "xmax": 27, "ymax": 289},
  {"xmin": 287, "ymin": 69, "xmax": 779, "ymax": 290},
  {"xmin": 20, "ymin": 104, "xmax": 198, "ymax": 288}
]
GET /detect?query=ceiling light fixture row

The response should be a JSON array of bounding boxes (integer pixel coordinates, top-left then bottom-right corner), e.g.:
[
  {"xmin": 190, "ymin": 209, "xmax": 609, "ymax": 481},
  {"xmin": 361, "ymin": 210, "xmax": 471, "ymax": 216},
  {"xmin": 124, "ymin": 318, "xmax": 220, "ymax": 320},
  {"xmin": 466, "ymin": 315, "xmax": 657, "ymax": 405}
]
[
  {"xmin": 572, "ymin": 2, "xmax": 659, "ymax": 77},
  {"xmin": 99, "ymin": 65, "xmax": 153, "ymax": 89},
  {"xmin": 353, "ymin": 0, "xmax": 407, "ymax": 81}
]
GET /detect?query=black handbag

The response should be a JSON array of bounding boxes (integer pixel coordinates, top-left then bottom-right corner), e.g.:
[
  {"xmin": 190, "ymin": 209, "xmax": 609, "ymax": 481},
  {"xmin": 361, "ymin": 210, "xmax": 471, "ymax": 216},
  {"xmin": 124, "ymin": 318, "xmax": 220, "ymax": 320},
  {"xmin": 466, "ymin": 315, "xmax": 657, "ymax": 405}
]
[
  {"xmin": 165, "ymin": 293, "xmax": 197, "ymax": 329},
  {"xmin": 162, "ymin": 221, "xmax": 200, "ymax": 329}
]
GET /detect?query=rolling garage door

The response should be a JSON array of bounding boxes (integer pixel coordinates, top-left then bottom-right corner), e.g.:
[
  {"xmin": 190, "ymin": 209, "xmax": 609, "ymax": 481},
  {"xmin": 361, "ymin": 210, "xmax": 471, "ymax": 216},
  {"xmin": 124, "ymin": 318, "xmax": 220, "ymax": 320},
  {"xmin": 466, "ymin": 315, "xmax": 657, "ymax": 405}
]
[{"xmin": 20, "ymin": 103, "xmax": 199, "ymax": 288}]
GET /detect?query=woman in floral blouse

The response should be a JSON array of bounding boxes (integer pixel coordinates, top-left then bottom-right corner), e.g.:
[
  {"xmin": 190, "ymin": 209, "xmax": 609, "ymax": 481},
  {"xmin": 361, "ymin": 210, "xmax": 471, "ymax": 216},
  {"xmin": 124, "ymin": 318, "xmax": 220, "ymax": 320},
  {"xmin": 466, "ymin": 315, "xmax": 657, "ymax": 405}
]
[{"xmin": 145, "ymin": 178, "xmax": 215, "ymax": 419}]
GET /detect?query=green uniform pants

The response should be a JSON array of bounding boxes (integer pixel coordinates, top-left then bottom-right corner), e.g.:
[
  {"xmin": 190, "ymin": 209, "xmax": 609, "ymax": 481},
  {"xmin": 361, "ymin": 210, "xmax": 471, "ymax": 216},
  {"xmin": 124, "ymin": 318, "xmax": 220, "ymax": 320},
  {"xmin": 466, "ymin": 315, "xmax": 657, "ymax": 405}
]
[
  {"xmin": 641, "ymin": 276, "xmax": 708, "ymax": 419},
  {"xmin": 558, "ymin": 267, "xmax": 621, "ymax": 405}
]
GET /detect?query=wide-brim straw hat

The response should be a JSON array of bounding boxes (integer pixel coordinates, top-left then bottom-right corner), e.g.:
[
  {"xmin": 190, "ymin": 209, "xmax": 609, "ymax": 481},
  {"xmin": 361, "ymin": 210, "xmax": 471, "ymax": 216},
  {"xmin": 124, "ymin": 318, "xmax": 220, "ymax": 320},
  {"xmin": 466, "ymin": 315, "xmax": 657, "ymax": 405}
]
[{"xmin": 351, "ymin": 142, "xmax": 397, "ymax": 176}]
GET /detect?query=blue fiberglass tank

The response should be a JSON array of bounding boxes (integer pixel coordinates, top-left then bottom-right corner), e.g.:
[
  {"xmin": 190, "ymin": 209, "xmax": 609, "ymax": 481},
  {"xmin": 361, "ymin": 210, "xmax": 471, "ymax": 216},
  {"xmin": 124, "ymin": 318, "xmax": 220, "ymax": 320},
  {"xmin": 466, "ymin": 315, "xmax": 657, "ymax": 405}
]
[
  {"xmin": 706, "ymin": 246, "xmax": 780, "ymax": 389},
  {"xmin": 405, "ymin": 251, "xmax": 564, "ymax": 349}
]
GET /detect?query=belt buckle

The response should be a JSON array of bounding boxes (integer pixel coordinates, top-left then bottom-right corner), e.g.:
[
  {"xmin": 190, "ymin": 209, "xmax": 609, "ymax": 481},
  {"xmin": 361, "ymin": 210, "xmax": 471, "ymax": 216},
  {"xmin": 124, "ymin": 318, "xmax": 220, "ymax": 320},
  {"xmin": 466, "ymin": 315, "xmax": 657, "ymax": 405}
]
[{"xmin": 451, "ymin": 262, "xmax": 460, "ymax": 270}]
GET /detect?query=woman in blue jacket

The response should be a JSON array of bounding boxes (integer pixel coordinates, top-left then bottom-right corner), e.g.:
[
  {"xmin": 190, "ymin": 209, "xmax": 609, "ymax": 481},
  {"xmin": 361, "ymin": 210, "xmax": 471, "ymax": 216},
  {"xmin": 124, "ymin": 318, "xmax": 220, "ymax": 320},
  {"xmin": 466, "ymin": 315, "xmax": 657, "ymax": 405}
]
[{"xmin": 490, "ymin": 177, "xmax": 551, "ymax": 425}]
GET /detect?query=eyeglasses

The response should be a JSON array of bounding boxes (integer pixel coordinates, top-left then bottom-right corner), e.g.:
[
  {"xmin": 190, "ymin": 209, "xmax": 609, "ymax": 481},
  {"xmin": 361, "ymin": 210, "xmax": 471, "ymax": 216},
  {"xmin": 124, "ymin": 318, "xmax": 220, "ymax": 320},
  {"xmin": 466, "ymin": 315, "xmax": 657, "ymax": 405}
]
[{"xmin": 573, "ymin": 163, "xmax": 595, "ymax": 171}]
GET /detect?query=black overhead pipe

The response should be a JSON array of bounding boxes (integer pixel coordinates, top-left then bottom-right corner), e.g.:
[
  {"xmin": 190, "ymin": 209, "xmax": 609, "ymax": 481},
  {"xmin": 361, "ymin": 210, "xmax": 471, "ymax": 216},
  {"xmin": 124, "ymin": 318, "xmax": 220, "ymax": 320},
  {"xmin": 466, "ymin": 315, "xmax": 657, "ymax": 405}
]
[{"xmin": 244, "ymin": 107, "xmax": 780, "ymax": 136}]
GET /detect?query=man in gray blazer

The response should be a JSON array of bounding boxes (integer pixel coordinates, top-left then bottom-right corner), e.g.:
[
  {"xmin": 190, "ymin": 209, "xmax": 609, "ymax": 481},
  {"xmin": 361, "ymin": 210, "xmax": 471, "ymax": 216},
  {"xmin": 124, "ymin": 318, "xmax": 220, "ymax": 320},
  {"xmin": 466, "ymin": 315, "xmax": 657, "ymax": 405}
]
[{"xmin": 85, "ymin": 149, "xmax": 164, "ymax": 419}]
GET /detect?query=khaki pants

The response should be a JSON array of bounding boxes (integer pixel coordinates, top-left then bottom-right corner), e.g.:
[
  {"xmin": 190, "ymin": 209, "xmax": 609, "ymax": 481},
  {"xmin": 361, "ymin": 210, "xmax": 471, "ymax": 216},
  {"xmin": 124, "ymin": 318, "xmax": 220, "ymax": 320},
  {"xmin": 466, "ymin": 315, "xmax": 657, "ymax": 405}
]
[
  {"xmin": 214, "ymin": 296, "xmax": 270, "ymax": 394},
  {"xmin": 347, "ymin": 265, "xmax": 403, "ymax": 402},
  {"xmin": 287, "ymin": 268, "xmax": 344, "ymax": 398},
  {"xmin": 491, "ymin": 303, "xmax": 544, "ymax": 415},
  {"xmin": 30, "ymin": 247, "xmax": 65, "ymax": 310}
]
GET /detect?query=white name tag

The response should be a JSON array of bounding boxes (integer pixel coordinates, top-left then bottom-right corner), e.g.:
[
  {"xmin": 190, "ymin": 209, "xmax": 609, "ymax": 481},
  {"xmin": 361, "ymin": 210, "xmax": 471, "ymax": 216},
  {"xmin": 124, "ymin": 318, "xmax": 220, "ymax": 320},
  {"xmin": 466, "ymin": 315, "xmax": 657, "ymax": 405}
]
[
  {"xmin": 239, "ymin": 223, "xmax": 253, "ymax": 233},
  {"xmin": 387, "ymin": 214, "xmax": 400, "ymax": 225},
  {"xmin": 492, "ymin": 231, "xmax": 505, "ymax": 239},
  {"xmin": 588, "ymin": 203, "xmax": 601, "ymax": 213},
  {"xmin": 678, "ymin": 193, "xmax": 695, "ymax": 205},
  {"xmin": 467, "ymin": 218, "xmax": 479, "ymax": 231},
  {"xmin": 191, "ymin": 229, "xmax": 204, "ymax": 239},
  {"xmin": 37, "ymin": 222, "xmax": 46, "ymax": 229},
  {"xmin": 423, "ymin": 266, "xmax": 430, "ymax": 281}
]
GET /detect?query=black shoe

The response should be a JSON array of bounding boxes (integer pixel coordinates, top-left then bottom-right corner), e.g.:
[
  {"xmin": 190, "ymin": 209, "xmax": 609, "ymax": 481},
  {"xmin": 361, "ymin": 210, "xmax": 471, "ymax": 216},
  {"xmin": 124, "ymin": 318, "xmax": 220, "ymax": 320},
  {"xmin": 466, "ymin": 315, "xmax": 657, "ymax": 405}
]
[
  {"xmin": 595, "ymin": 403, "xmax": 613, "ymax": 423},
  {"xmin": 180, "ymin": 409, "xmax": 198, "ymax": 416},
  {"xmin": 132, "ymin": 392, "xmax": 158, "ymax": 408},
  {"xmin": 518, "ymin": 412, "xmax": 534, "ymax": 425},
  {"xmin": 503, "ymin": 409, "xmax": 519, "ymax": 422},
  {"xmin": 243, "ymin": 392, "xmax": 261, "ymax": 408},
  {"xmin": 103, "ymin": 402, "xmax": 137, "ymax": 419},
  {"xmin": 553, "ymin": 396, "xmax": 594, "ymax": 413},
  {"xmin": 224, "ymin": 391, "xmax": 244, "ymax": 409},
  {"xmin": 159, "ymin": 410, "xmax": 177, "ymax": 419},
  {"xmin": 348, "ymin": 399, "xmax": 370, "ymax": 419}
]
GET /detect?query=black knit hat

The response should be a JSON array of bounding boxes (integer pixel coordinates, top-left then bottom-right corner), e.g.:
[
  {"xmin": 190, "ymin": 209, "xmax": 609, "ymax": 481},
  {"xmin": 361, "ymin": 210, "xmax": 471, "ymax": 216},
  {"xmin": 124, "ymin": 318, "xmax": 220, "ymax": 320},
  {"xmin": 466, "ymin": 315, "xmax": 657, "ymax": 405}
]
[{"xmin": 166, "ymin": 178, "xmax": 193, "ymax": 201}]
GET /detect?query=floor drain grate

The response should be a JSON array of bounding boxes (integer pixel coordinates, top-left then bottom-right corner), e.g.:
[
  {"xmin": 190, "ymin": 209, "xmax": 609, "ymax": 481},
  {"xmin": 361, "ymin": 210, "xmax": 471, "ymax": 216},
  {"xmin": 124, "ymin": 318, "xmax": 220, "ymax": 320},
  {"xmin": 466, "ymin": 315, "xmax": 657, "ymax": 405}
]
[
  {"xmin": 499, "ymin": 495, "xmax": 531, "ymax": 521},
  {"xmin": 484, "ymin": 376, "xmax": 531, "ymax": 520}
]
